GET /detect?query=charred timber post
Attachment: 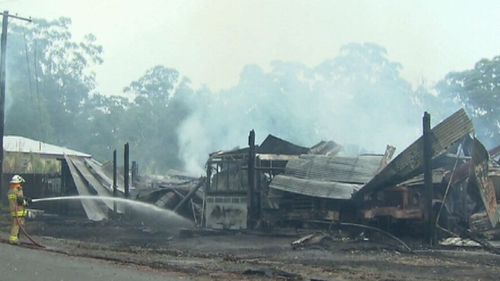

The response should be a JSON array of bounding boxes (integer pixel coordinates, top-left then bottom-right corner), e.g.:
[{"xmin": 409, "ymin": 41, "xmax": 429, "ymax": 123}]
[
  {"xmin": 124, "ymin": 143, "xmax": 130, "ymax": 198},
  {"xmin": 0, "ymin": 11, "xmax": 31, "ymax": 204},
  {"xmin": 131, "ymin": 161, "xmax": 138, "ymax": 184},
  {"xmin": 248, "ymin": 129, "xmax": 257, "ymax": 228},
  {"xmin": 203, "ymin": 162, "xmax": 211, "ymax": 227},
  {"xmin": 113, "ymin": 149, "xmax": 117, "ymax": 213},
  {"xmin": 423, "ymin": 112, "xmax": 435, "ymax": 246},
  {"xmin": 173, "ymin": 178, "xmax": 206, "ymax": 213}
]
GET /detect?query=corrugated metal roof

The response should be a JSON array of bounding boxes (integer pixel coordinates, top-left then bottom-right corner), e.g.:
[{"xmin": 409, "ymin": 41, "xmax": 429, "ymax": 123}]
[
  {"xmin": 269, "ymin": 154, "xmax": 383, "ymax": 199},
  {"xmin": 283, "ymin": 154, "xmax": 384, "ymax": 184},
  {"xmin": 354, "ymin": 108, "xmax": 474, "ymax": 199},
  {"xmin": 309, "ymin": 140, "xmax": 342, "ymax": 156},
  {"xmin": 209, "ymin": 134, "xmax": 310, "ymax": 159},
  {"xmin": 259, "ymin": 134, "xmax": 309, "ymax": 155},
  {"xmin": 64, "ymin": 155, "xmax": 108, "ymax": 221},
  {"xmin": 4, "ymin": 136, "xmax": 91, "ymax": 158},
  {"xmin": 270, "ymin": 175, "xmax": 359, "ymax": 200},
  {"xmin": 470, "ymin": 138, "xmax": 498, "ymax": 227}
]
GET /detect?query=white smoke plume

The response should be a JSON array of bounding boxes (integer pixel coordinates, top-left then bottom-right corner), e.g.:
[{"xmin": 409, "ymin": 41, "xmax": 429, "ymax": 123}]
[{"xmin": 176, "ymin": 43, "xmax": 457, "ymax": 175}]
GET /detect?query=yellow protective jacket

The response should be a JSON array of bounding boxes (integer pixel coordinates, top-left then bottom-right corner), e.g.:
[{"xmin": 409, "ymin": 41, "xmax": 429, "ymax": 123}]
[{"xmin": 7, "ymin": 184, "xmax": 28, "ymax": 218}]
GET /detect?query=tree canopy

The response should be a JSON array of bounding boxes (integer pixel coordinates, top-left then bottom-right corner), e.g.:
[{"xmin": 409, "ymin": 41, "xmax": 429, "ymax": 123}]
[
  {"xmin": 4, "ymin": 18, "xmax": 499, "ymax": 175},
  {"xmin": 5, "ymin": 18, "xmax": 190, "ymax": 172},
  {"xmin": 437, "ymin": 56, "xmax": 500, "ymax": 147}
]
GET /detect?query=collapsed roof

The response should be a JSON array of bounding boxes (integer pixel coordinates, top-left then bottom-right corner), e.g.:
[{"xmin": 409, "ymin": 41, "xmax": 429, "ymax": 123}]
[
  {"xmin": 270, "ymin": 154, "xmax": 387, "ymax": 200},
  {"xmin": 269, "ymin": 108, "xmax": 476, "ymax": 202},
  {"xmin": 4, "ymin": 135, "xmax": 91, "ymax": 158},
  {"xmin": 353, "ymin": 108, "xmax": 474, "ymax": 200},
  {"xmin": 64, "ymin": 155, "xmax": 131, "ymax": 221}
]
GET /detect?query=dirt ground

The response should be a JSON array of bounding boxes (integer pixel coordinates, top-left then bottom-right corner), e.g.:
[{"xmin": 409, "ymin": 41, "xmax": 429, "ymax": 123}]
[{"xmin": 2, "ymin": 213, "xmax": 500, "ymax": 281}]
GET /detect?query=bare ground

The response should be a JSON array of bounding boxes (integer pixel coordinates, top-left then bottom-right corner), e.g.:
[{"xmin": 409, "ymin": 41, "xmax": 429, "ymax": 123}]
[{"xmin": 2, "ymin": 214, "xmax": 500, "ymax": 281}]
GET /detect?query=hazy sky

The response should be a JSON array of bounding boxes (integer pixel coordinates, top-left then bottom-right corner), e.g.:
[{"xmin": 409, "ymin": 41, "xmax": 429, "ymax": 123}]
[{"xmin": 2, "ymin": 0, "xmax": 499, "ymax": 95}]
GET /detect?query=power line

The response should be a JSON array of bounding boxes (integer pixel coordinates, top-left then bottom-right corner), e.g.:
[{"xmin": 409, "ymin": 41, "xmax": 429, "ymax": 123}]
[
  {"xmin": 0, "ymin": 10, "xmax": 31, "ymax": 204},
  {"xmin": 23, "ymin": 28, "xmax": 44, "ymax": 140}
]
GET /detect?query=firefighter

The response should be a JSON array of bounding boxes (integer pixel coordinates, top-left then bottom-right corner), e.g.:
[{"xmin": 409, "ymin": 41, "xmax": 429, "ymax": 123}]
[{"xmin": 7, "ymin": 175, "xmax": 30, "ymax": 245}]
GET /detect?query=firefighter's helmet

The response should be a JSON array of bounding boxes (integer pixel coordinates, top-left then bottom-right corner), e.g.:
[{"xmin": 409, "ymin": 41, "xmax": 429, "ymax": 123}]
[{"xmin": 10, "ymin": 175, "xmax": 25, "ymax": 184}]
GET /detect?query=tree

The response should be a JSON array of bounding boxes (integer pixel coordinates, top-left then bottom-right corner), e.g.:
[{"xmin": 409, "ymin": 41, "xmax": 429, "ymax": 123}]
[
  {"xmin": 81, "ymin": 94, "xmax": 130, "ymax": 159},
  {"xmin": 5, "ymin": 18, "xmax": 194, "ymax": 172},
  {"xmin": 123, "ymin": 65, "xmax": 192, "ymax": 173},
  {"xmin": 437, "ymin": 56, "xmax": 500, "ymax": 147},
  {"xmin": 6, "ymin": 17, "xmax": 103, "ymax": 149},
  {"xmin": 176, "ymin": 43, "xmax": 426, "ymax": 174}
]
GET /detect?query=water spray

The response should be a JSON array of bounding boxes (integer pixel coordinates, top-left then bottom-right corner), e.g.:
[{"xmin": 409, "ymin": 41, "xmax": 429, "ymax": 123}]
[{"xmin": 32, "ymin": 195, "xmax": 193, "ymax": 225}]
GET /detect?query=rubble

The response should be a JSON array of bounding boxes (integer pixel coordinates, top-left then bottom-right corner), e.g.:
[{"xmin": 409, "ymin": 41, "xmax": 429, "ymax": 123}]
[
  {"xmin": 193, "ymin": 108, "xmax": 500, "ymax": 253},
  {"xmin": 11, "ymin": 108, "xmax": 499, "ymax": 252}
]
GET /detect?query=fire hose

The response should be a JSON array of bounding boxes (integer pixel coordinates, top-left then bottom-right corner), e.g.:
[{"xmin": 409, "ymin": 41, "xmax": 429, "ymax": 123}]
[{"xmin": 14, "ymin": 201, "xmax": 45, "ymax": 248}]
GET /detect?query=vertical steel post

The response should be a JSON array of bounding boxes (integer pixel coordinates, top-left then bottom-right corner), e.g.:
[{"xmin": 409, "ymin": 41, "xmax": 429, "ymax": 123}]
[
  {"xmin": 113, "ymin": 149, "xmax": 117, "ymax": 213},
  {"xmin": 124, "ymin": 143, "xmax": 129, "ymax": 199},
  {"xmin": 423, "ymin": 112, "xmax": 435, "ymax": 246}
]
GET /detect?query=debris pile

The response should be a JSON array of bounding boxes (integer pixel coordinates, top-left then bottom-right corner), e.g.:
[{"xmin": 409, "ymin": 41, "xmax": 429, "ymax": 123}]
[
  {"xmin": 198, "ymin": 108, "xmax": 500, "ymax": 248},
  {"xmin": 14, "ymin": 108, "xmax": 500, "ymax": 251}
]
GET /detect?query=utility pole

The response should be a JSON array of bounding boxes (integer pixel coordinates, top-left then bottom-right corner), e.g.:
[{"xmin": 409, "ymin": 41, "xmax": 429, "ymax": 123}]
[{"xmin": 0, "ymin": 11, "xmax": 31, "ymax": 203}]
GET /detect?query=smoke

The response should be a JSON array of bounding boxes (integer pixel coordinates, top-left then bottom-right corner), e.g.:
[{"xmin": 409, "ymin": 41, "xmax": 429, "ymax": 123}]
[{"xmin": 176, "ymin": 43, "xmax": 447, "ymax": 174}]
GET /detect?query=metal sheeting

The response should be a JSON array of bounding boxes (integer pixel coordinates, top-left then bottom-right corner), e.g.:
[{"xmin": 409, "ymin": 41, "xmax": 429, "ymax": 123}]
[
  {"xmin": 309, "ymin": 140, "xmax": 342, "ymax": 156},
  {"xmin": 71, "ymin": 157, "xmax": 124, "ymax": 213},
  {"xmin": 283, "ymin": 154, "xmax": 384, "ymax": 184},
  {"xmin": 84, "ymin": 158, "xmax": 126, "ymax": 193},
  {"xmin": 354, "ymin": 108, "xmax": 474, "ymax": 199},
  {"xmin": 269, "ymin": 154, "xmax": 383, "ymax": 199},
  {"xmin": 64, "ymin": 155, "xmax": 108, "ymax": 221},
  {"xmin": 270, "ymin": 175, "xmax": 359, "ymax": 200},
  {"xmin": 470, "ymin": 138, "xmax": 498, "ymax": 227},
  {"xmin": 5, "ymin": 135, "xmax": 90, "ymax": 158},
  {"xmin": 258, "ymin": 134, "xmax": 309, "ymax": 155},
  {"xmin": 65, "ymin": 155, "xmax": 128, "ymax": 220}
]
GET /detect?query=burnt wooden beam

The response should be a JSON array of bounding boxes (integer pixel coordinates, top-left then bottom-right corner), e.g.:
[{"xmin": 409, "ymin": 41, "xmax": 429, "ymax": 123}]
[
  {"xmin": 113, "ymin": 149, "xmax": 117, "ymax": 213},
  {"xmin": 423, "ymin": 112, "xmax": 435, "ymax": 246},
  {"xmin": 124, "ymin": 143, "xmax": 130, "ymax": 198},
  {"xmin": 248, "ymin": 129, "xmax": 257, "ymax": 228}
]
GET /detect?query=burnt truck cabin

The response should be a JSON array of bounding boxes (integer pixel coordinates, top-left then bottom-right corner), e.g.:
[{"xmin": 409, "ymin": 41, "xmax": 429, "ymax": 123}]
[{"xmin": 203, "ymin": 133, "xmax": 309, "ymax": 230}]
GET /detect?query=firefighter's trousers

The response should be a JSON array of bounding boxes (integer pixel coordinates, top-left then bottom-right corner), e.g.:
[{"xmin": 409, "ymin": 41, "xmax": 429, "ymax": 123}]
[{"xmin": 9, "ymin": 217, "xmax": 25, "ymax": 244}]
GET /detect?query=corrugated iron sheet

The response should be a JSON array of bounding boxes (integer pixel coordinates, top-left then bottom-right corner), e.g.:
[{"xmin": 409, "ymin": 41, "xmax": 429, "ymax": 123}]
[
  {"xmin": 64, "ymin": 155, "xmax": 107, "ymax": 221},
  {"xmin": 470, "ymin": 138, "xmax": 498, "ymax": 228},
  {"xmin": 5, "ymin": 135, "xmax": 91, "ymax": 158},
  {"xmin": 269, "ymin": 154, "xmax": 383, "ymax": 199},
  {"xmin": 85, "ymin": 158, "xmax": 128, "ymax": 193},
  {"xmin": 284, "ymin": 154, "xmax": 384, "ymax": 184},
  {"xmin": 270, "ymin": 175, "xmax": 359, "ymax": 199},
  {"xmin": 354, "ymin": 108, "xmax": 474, "ymax": 199},
  {"xmin": 258, "ymin": 134, "xmax": 309, "ymax": 155},
  {"xmin": 309, "ymin": 140, "xmax": 342, "ymax": 156},
  {"xmin": 71, "ymin": 157, "xmax": 124, "ymax": 214}
]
